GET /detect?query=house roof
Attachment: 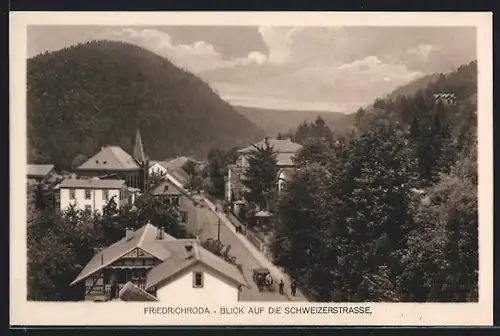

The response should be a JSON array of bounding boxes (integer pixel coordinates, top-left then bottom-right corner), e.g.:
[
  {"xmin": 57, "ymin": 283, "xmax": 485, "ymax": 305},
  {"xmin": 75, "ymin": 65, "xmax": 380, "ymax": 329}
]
[
  {"xmin": 70, "ymin": 223, "xmax": 176, "ymax": 286},
  {"xmin": 146, "ymin": 241, "xmax": 248, "ymax": 289},
  {"xmin": 149, "ymin": 160, "xmax": 170, "ymax": 170},
  {"xmin": 71, "ymin": 223, "xmax": 247, "ymax": 290},
  {"xmin": 165, "ymin": 156, "xmax": 193, "ymax": 170},
  {"xmin": 27, "ymin": 164, "xmax": 55, "ymax": 177},
  {"xmin": 276, "ymin": 153, "xmax": 297, "ymax": 167},
  {"xmin": 169, "ymin": 169, "xmax": 191, "ymax": 186},
  {"xmin": 238, "ymin": 138, "xmax": 303, "ymax": 154},
  {"xmin": 150, "ymin": 180, "xmax": 183, "ymax": 196},
  {"xmin": 77, "ymin": 146, "xmax": 141, "ymax": 171},
  {"xmin": 57, "ymin": 178, "xmax": 126, "ymax": 189},
  {"xmin": 118, "ymin": 281, "xmax": 158, "ymax": 302}
]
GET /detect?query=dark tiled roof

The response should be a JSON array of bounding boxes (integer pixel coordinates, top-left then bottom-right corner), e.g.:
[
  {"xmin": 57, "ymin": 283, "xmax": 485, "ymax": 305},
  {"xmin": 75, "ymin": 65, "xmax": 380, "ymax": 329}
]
[
  {"xmin": 27, "ymin": 164, "xmax": 55, "ymax": 177},
  {"xmin": 57, "ymin": 178, "xmax": 126, "ymax": 189},
  {"xmin": 118, "ymin": 281, "xmax": 158, "ymax": 302},
  {"xmin": 78, "ymin": 146, "xmax": 141, "ymax": 171}
]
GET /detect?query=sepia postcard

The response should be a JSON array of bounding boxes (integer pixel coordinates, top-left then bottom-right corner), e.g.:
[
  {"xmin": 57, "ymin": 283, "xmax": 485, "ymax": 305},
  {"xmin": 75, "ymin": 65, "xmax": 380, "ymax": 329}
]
[{"xmin": 10, "ymin": 11, "xmax": 493, "ymax": 326}]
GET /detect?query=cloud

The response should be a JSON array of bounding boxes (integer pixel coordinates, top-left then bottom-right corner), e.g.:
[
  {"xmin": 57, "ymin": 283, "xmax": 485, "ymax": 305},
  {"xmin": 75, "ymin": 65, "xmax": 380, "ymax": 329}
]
[
  {"xmin": 28, "ymin": 26, "xmax": 476, "ymax": 112},
  {"xmin": 205, "ymin": 26, "xmax": 474, "ymax": 112},
  {"xmin": 91, "ymin": 28, "xmax": 242, "ymax": 73}
]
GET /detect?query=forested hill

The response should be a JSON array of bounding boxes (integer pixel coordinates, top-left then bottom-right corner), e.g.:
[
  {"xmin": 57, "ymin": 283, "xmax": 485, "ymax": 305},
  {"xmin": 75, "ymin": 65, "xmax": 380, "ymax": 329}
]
[
  {"xmin": 272, "ymin": 59, "xmax": 478, "ymax": 302},
  {"xmin": 329, "ymin": 60, "xmax": 477, "ymax": 134},
  {"xmin": 27, "ymin": 40, "xmax": 265, "ymax": 169},
  {"xmin": 233, "ymin": 105, "xmax": 346, "ymax": 138}
]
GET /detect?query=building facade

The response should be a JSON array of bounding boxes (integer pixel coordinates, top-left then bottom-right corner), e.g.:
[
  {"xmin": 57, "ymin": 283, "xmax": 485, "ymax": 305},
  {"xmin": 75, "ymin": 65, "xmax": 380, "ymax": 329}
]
[
  {"xmin": 70, "ymin": 223, "xmax": 247, "ymax": 303},
  {"xmin": 55, "ymin": 178, "xmax": 131, "ymax": 214},
  {"xmin": 153, "ymin": 262, "xmax": 241, "ymax": 304},
  {"xmin": 226, "ymin": 138, "xmax": 302, "ymax": 203},
  {"xmin": 76, "ymin": 130, "xmax": 149, "ymax": 191}
]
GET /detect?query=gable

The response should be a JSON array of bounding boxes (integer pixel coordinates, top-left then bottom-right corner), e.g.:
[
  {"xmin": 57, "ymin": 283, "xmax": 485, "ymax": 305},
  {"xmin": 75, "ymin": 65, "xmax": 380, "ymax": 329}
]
[
  {"xmin": 121, "ymin": 247, "xmax": 157, "ymax": 259},
  {"xmin": 78, "ymin": 146, "xmax": 140, "ymax": 171},
  {"xmin": 155, "ymin": 262, "xmax": 242, "ymax": 291}
]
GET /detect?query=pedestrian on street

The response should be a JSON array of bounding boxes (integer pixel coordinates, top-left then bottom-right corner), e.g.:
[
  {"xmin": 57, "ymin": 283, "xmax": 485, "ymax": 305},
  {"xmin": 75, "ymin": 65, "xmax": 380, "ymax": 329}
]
[
  {"xmin": 279, "ymin": 280, "xmax": 284, "ymax": 295},
  {"xmin": 290, "ymin": 281, "xmax": 297, "ymax": 297}
]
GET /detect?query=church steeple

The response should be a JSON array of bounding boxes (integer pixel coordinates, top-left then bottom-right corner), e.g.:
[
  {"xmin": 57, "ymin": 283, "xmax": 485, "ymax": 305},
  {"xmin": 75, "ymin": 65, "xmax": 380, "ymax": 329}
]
[{"xmin": 133, "ymin": 129, "xmax": 146, "ymax": 164}]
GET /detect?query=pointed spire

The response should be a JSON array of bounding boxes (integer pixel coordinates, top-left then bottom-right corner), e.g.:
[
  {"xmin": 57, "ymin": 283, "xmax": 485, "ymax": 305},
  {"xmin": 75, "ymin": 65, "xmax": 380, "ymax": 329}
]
[{"xmin": 133, "ymin": 129, "xmax": 146, "ymax": 164}]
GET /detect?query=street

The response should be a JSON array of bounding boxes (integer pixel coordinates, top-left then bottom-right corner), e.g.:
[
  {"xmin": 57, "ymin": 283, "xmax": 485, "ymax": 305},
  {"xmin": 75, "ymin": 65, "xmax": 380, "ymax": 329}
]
[{"xmin": 185, "ymin": 195, "xmax": 290, "ymax": 301}]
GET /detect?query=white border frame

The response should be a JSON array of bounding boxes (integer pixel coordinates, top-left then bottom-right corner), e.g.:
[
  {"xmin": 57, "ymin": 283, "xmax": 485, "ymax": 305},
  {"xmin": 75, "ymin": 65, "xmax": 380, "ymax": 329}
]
[{"xmin": 10, "ymin": 11, "xmax": 493, "ymax": 326}]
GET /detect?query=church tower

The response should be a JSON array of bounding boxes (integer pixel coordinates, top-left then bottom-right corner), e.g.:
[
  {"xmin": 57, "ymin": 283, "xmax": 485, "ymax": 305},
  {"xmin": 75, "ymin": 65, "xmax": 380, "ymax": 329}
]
[{"xmin": 133, "ymin": 129, "xmax": 149, "ymax": 191}]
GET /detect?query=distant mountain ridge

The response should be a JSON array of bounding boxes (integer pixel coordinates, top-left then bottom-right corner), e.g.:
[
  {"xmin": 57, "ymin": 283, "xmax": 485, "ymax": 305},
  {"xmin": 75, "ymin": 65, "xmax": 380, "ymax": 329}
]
[
  {"xmin": 233, "ymin": 105, "xmax": 347, "ymax": 138},
  {"xmin": 27, "ymin": 40, "xmax": 265, "ymax": 168}
]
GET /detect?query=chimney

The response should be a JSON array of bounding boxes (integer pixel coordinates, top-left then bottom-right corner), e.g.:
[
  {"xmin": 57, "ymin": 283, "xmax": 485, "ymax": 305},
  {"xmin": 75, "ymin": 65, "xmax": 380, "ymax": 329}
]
[
  {"xmin": 100, "ymin": 254, "xmax": 104, "ymax": 265},
  {"xmin": 184, "ymin": 242, "xmax": 194, "ymax": 259},
  {"xmin": 156, "ymin": 226, "xmax": 164, "ymax": 240},
  {"xmin": 125, "ymin": 228, "xmax": 134, "ymax": 239}
]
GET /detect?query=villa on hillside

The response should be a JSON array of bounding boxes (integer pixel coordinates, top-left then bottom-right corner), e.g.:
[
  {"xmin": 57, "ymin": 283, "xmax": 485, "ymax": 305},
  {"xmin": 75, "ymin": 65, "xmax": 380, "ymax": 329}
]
[
  {"xmin": 434, "ymin": 93, "xmax": 457, "ymax": 106},
  {"xmin": 70, "ymin": 223, "xmax": 248, "ymax": 303},
  {"xmin": 149, "ymin": 156, "xmax": 193, "ymax": 190},
  {"xmin": 225, "ymin": 138, "xmax": 303, "ymax": 204},
  {"xmin": 76, "ymin": 130, "xmax": 149, "ymax": 191}
]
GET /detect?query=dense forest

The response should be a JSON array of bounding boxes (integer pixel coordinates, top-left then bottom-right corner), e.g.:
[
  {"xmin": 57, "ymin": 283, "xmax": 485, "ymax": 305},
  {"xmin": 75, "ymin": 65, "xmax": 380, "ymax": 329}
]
[
  {"xmin": 27, "ymin": 40, "xmax": 265, "ymax": 169},
  {"xmin": 271, "ymin": 60, "xmax": 478, "ymax": 302},
  {"xmin": 234, "ymin": 105, "xmax": 346, "ymax": 138}
]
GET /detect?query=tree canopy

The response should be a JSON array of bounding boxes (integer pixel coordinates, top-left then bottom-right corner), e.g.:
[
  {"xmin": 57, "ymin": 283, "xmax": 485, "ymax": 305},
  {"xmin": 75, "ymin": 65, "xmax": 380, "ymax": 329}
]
[
  {"xmin": 27, "ymin": 40, "xmax": 264, "ymax": 168},
  {"xmin": 272, "ymin": 60, "xmax": 478, "ymax": 302},
  {"xmin": 27, "ymin": 187, "xmax": 190, "ymax": 301}
]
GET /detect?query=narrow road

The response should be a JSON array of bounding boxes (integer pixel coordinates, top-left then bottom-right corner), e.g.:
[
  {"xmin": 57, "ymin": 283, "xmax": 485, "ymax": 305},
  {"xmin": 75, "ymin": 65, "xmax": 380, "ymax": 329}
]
[{"xmin": 184, "ymin": 194, "xmax": 289, "ymax": 301}]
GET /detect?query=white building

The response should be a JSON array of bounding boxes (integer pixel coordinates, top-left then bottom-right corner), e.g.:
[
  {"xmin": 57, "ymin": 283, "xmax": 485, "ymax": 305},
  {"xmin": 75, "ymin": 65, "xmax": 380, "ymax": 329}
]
[
  {"xmin": 55, "ymin": 178, "xmax": 134, "ymax": 214},
  {"xmin": 70, "ymin": 223, "xmax": 248, "ymax": 303},
  {"xmin": 146, "ymin": 241, "xmax": 247, "ymax": 304}
]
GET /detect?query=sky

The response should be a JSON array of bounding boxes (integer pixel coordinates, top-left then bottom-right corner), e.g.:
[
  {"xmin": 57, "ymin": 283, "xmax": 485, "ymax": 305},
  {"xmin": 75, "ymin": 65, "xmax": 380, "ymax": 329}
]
[{"xmin": 27, "ymin": 25, "xmax": 477, "ymax": 113}]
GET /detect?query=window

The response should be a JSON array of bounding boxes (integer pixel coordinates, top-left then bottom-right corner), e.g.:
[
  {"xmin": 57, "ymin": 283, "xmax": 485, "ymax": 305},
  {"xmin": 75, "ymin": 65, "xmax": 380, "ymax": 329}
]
[
  {"xmin": 171, "ymin": 196, "xmax": 180, "ymax": 207},
  {"xmin": 85, "ymin": 189, "xmax": 92, "ymax": 200},
  {"xmin": 192, "ymin": 271, "xmax": 204, "ymax": 288},
  {"xmin": 103, "ymin": 190, "xmax": 109, "ymax": 201},
  {"xmin": 84, "ymin": 205, "xmax": 92, "ymax": 212},
  {"xmin": 69, "ymin": 189, "xmax": 76, "ymax": 199},
  {"xmin": 181, "ymin": 211, "xmax": 188, "ymax": 223}
]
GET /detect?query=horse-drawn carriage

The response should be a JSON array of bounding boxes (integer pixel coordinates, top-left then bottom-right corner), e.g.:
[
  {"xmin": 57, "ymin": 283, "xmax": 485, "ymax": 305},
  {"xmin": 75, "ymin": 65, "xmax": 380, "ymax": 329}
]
[
  {"xmin": 252, "ymin": 268, "xmax": 274, "ymax": 292},
  {"xmin": 202, "ymin": 238, "xmax": 237, "ymax": 265}
]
